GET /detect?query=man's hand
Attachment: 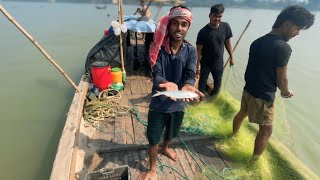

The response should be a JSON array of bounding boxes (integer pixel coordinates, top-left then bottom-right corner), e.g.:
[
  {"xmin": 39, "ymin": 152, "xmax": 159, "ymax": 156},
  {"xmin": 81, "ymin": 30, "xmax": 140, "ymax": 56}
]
[
  {"xmin": 182, "ymin": 84, "xmax": 205, "ymax": 102},
  {"xmin": 158, "ymin": 82, "xmax": 179, "ymax": 101},
  {"xmin": 159, "ymin": 82, "xmax": 178, "ymax": 91},
  {"xmin": 229, "ymin": 56, "xmax": 235, "ymax": 66},
  {"xmin": 281, "ymin": 90, "xmax": 293, "ymax": 98}
]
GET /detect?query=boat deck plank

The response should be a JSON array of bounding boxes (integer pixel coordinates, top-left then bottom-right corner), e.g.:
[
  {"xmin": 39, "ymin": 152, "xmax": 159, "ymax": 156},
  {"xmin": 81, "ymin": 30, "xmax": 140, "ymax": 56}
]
[
  {"xmin": 174, "ymin": 146, "xmax": 197, "ymax": 180},
  {"xmin": 183, "ymin": 143, "xmax": 202, "ymax": 179},
  {"xmin": 158, "ymin": 154, "xmax": 176, "ymax": 180},
  {"xmin": 192, "ymin": 142, "xmax": 228, "ymax": 178},
  {"xmin": 166, "ymin": 146, "xmax": 188, "ymax": 180},
  {"xmin": 74, "ymin": 64, "xmax": 233, "ymax": 180}
]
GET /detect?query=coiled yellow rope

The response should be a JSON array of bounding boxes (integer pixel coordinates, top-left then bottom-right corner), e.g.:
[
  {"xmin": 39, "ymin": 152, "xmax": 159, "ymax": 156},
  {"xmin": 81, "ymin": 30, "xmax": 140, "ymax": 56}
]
[{"xmin": 84, "ymin": 89, "xmax": 129, "ymax": 127}]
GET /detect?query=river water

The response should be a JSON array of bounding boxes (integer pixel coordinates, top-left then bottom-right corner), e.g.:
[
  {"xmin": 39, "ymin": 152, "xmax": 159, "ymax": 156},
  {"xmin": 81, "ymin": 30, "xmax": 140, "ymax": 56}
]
[{"xmin": 0, "ymin": 2, "xmax": 319, "ymax": 179}]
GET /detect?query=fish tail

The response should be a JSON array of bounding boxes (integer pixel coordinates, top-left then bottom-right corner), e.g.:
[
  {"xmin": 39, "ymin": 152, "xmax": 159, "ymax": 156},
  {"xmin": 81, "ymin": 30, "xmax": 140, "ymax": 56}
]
[{"xmin": 152, "ymin": 91, "xmax": 163, "ymax": 97}]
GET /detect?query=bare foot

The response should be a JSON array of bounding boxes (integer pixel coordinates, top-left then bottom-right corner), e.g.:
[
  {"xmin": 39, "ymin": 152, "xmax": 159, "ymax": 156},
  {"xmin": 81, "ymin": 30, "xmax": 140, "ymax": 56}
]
[
  {"xmin": 138, "ymin": 170, "xmax": 157, "ymax": 180},
  {"xmin": 162, "ymin": 148, "xmax": 178, "ymax": 161}
]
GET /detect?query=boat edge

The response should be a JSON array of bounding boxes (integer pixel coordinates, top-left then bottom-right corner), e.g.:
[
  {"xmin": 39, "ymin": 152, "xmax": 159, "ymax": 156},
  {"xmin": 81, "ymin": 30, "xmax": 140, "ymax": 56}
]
[{"xmin": 50, "ymin": 74, "xmax": 90, "ymax": 180}]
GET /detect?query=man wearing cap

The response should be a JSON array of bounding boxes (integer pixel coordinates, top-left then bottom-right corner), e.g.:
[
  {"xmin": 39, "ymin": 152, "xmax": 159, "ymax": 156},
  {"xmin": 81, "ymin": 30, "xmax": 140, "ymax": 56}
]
[{"xmin": 138, "ymin": 5, "xmax": 204, "ymax": 180}]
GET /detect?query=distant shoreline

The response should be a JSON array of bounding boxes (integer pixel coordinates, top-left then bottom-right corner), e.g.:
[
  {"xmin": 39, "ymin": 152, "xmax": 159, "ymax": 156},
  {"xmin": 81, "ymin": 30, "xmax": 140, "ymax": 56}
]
[{"xmin": 2, "ymin": 0, "xmax": 319, "ymax": 11}]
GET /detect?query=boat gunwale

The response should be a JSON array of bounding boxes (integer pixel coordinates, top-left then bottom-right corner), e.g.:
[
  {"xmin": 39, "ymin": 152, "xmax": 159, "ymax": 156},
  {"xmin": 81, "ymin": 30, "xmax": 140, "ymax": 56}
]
[{"xmin": 50, "ymin": 75, "xmax": 90, "ymax": 180}]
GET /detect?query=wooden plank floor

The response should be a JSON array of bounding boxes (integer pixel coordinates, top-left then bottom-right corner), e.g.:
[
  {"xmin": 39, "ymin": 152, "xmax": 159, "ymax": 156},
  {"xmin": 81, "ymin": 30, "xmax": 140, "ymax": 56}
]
[{"xmin": 75, "ymin": 59, "xmax": 233, "ymax": 180}]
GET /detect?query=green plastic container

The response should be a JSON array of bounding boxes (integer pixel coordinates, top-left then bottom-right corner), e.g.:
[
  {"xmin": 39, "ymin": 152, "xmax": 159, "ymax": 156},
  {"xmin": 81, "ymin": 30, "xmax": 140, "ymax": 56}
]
[{"xmin": 109, "ymin": 82, "xmax": 124, "ymax": 91}]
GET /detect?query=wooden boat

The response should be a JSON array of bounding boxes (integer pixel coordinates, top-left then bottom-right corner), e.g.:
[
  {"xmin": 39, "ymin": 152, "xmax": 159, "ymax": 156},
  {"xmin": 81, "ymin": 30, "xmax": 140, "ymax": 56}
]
[
  {"xmin": 50, "ymin": 58, "xmax": 319, "ymax": 179},
  {"xmin": 50, "ymin": 3, "xmax": 319, "ymax": 178},
  {"xmin": 95, "ymin": 5, "xmax": 107, "ymax": 10},
  {"xmin": 50, "ymin": 58, "xmax": 229, "ymax": 179}
]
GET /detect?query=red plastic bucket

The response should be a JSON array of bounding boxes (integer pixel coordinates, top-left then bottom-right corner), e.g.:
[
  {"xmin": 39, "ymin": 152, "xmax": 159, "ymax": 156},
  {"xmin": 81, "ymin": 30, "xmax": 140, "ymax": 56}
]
[{"xmin": 91, "ymin": 61, "xmax": 112, "ymax": 91}]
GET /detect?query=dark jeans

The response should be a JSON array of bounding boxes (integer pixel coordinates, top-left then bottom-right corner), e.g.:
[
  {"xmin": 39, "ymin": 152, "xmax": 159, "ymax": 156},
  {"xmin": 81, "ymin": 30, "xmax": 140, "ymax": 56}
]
[
  {"xmin": 198, "ymin": 63, "xmax": 223, "ymax": 96},
  {"xmin": 147, "ymin": 110, "xmax": 184, "ymax": 146}
]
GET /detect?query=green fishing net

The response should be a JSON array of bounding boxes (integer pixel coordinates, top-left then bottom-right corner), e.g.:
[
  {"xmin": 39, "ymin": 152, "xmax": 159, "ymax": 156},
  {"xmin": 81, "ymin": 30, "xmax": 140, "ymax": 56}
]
[{"xmin": 183, "ymin": 92, "xmax": 303, "ymax": 179}]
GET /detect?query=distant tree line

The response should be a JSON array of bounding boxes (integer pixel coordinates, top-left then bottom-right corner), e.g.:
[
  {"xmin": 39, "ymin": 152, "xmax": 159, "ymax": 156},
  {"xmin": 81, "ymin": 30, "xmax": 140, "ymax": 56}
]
[
  {"xmin": 5, "ymin": 0, "xmax": 320, "ymax": 10},
  {"xmin": 178, "ymin": 0, "xmax": 319, "ymax": 10}
]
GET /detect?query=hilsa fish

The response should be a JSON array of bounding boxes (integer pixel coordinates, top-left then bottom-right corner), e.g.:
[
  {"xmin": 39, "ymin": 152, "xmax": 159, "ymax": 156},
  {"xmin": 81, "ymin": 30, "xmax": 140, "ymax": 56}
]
[{"xmin": 152, "ymin": 90, "xmax": 199, "ymax": 99}]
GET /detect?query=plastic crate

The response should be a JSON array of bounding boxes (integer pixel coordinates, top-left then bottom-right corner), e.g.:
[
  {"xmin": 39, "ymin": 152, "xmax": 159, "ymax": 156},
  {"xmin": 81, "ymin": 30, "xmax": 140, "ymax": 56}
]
[{"xmin": 85, "ymin": 165, "xmax": 130, "ymax": 180}]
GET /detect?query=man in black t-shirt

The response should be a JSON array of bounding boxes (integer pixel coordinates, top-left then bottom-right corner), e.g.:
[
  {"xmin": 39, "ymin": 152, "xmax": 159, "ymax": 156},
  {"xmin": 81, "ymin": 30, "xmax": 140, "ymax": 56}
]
[
  {"xmin": 196, "ymin": 4, "xmax": 234, "ymax": 96},
  {"xmin": 233, "ymin": 5, "xmax": 314, "ymax": 161}
]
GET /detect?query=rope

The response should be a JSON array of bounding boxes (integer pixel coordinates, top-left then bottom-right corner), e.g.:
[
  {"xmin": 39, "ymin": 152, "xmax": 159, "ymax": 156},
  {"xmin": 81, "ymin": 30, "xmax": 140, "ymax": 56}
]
[
  {"xmin": 129, "ymin": 107, "xmax": 238, "ymax": 180},
  {"xmin": 231, "ymin": 66, "xmax": 243, "ymax": 90},
  {"xmin": 179, "ymin": 137, "xmax": 237, "ymax": 180},
  {"xmin": 84, "ymin": 89, "xmax": 129, "ymax": 128},
  {"xmin": 84, "ymin": 93, "xmax": 189, "ymax": 179},
  {"xmin": 220, "ymin": 66, "xmax": 232, "ymax": 110},
  {"xmin": 83, "ymin": 88, "xmax": 238, "ymax": 179},
  {"xmin": 89, "ymin": 117, "xmax": 191, "ymax": 179}
]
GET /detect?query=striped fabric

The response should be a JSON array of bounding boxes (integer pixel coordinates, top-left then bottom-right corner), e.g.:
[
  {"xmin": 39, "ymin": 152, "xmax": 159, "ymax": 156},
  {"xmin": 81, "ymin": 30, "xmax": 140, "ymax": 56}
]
[{"xmin": 149, "ymin": 7, "xmax": 193, "ymax": 67}]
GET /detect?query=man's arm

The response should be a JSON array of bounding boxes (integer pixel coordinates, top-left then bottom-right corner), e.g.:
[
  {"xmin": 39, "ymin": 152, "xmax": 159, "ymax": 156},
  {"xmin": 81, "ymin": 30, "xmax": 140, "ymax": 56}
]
[
  {"xmin": 196, "ymin": 44, "xmax": 203, "ymax": 78},
  {"xmin": 183, "ymin": 47, "xmax": 197, "ymax": 87},
  {"xmin": 152, "ymin": 55, "xmax": 166, "ymax": 86},
  {"xmin": 276, "ymin": 66, "xmax": 293, "ymax": 98},
  {"xmin": 225, "ymin": 38, "xmax": 234, "ymax": 66},
  {"xmin": 182, "ymin": 83, "xmax": 205, "ymax": 102}
]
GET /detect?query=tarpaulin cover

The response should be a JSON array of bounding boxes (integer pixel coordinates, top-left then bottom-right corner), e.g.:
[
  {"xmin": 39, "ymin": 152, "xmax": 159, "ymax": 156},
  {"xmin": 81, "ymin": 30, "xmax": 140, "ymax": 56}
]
[
  {"xmin": 124, "ymin": 15, "xmax": 156, "ymax": 33},
  {"xmin": 85, "ymin": 32, "xmax": 127, "ymax": 74}
]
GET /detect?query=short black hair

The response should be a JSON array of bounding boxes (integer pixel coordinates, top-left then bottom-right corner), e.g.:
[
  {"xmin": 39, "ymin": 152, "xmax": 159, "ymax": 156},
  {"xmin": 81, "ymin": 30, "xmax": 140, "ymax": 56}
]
[
  {"xmin": 170, "ymin": 5, "xmax": 190, "ymax": 12},
  {"xmin": 272, "ymin": 5, "xmax": 314, "ymax": 30},
  {"xmin": 210, "ymin": 4, "xmax": 224, "ymax": 15}
]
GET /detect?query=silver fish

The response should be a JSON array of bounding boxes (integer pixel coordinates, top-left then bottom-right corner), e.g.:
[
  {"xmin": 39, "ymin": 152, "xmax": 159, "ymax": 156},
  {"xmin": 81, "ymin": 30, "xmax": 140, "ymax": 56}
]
[{"xmin": 152, "ymin": 90, "xmax": 199, "ymax": 99}]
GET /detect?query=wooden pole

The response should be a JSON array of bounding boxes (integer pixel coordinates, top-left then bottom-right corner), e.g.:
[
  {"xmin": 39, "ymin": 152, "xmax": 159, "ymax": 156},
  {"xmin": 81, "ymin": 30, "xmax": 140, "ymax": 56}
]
[
  {"xmin": 223, "ymin": 19, "xmax": 251, "ymax": 70},
  {"xmin": 0, "ymin": 5, "xmax": 81, "ymax": 93},
  {"xmin": 118, "ymin": 0, "xmax": 126, "ymax": 82},
  {"xmin": 142, "ymin": 0, "xmax": 152, "ymax": 17}
]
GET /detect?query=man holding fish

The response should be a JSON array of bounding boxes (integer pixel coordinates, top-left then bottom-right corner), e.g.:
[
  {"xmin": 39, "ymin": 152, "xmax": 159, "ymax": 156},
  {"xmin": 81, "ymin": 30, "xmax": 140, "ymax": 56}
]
[{"xmin": 138, "ymin": 5, "xmax": 204, "ymax": 180}]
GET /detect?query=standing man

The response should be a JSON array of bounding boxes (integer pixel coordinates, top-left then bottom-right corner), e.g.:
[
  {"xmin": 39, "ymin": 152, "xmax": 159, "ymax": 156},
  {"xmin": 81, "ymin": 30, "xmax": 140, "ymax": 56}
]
[
  {"xmin": 139, "ymin": 5, "xmax": 204, "ymax": 180},
  {"xmin": 233, "ymin": 5, "xmax": 314, "ymax": 161},
  {"xmin": 196, "ymin": 4, "xmax": 234, "ymax": 96},
  {"xmin": 136, "ymin": 0, "xmax": 151, "ymax": 18}
]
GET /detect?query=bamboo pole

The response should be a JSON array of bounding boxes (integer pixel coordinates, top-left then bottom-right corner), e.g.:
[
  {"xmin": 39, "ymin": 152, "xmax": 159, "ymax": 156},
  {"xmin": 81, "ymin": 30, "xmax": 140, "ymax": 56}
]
[
  {"xmin": 142, "ymin": 0, "xmax": 152, "ymax": 17},
  {"xmin": 0, "ymin": 5, "xmax": 81, "ymax": 93},
  {"xmin": 118, "ymin": 0, "xmax": 126, "ymax": 82},
  {"xmin": 223, "ymin": 19, "xmax": 251, "ymax": 69}
]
